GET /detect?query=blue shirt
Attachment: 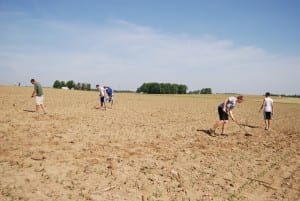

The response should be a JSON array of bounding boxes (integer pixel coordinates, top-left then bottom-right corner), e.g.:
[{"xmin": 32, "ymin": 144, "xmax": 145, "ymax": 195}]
[{"xmin": 107, "ymin": 87, "xmax": 113, "ymax": 97}]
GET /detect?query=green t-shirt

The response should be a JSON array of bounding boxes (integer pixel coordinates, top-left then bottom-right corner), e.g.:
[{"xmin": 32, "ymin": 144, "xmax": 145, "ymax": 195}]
[{"xmin": 34, "ymin": 82, "xmax": 43, "ymax": 96}]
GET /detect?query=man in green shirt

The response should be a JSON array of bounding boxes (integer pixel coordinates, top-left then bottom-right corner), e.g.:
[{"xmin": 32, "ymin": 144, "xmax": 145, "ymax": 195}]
[{"xmin": 31, "ymin": 79, "xmax": 46, "ymax": 114}]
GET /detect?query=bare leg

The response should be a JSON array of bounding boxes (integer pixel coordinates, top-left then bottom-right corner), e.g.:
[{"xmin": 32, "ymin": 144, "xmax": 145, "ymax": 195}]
[
  {"xmin": 35, "ymin": 105, "xmax": 39, "ymax": 113},
  {"xmin": 264, "ymin": 119, "xmax": 268, "ymax": 130},
  {"xmin": 110, "ymin": 99, "xmax": 113, "ymax": 108},
  {"xmin": 221, "ymin": 122, "xmax": 225, "ymax": 134},
  {"xmin": 221, "ymin": 120, "xmax": 228, "ymax": 134},
  {"xmin": 40, "ymin": 104, "xmax": 46, "ymax": 114},
  {"xmin": 267, "ymin": 119, "xmax": 271, "ymax": 130},
  {"xmin": 211, "ymin": 120, "xmax": 228, "ymax": 134}
]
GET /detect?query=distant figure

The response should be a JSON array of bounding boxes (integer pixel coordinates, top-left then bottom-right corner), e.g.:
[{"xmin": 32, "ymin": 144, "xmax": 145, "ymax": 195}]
[
  {"xmin": 30, "ymin": 79, "xmax": 46, "ymax": 114},
  {"xmin": 18, "ymin": 82, "xmax": 21, "ymax": 87},
  {"xmin": 96, "ymin": 84, "xmax": 107, "ymax": 110},
  {"xmin": 259, "ymin": 92, "xmax": 274, "ymax": 131},
  {"xmin": 209, "ymin": 95, "xmax": 244, "ymax": 136},
  {"xmin": 104, "ymin": 86, "xmax": 114, "ymax": 108}
]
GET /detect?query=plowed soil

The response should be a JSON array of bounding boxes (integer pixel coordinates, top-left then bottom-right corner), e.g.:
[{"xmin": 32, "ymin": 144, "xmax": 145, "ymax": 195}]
[{"xmin": 1, "ymin": 86, "xmax": 299, "ymax": 201}]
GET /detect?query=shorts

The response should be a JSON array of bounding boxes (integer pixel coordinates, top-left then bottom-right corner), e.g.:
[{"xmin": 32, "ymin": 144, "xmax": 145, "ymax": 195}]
[
  {"xmin": 35, "ymin": 96, "xmax": 44, "ymax": 105},
  {"xmin": 264, "ymin": 112, "xmax": 272, "ymax": 120},
  {"xmin": 218, "ymin": 106, "xmax": 228, "ymax": 120},
  {"xmin": 108, "ymin": 96, "xmax": 113, "ymax": 102},
  {"xmin": 100, "ymin": 96, "xmax": 105, "ymax": 103}
]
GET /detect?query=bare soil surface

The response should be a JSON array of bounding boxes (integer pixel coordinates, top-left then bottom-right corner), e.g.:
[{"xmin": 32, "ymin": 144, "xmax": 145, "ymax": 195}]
[{"xmin": 1, "ymin": 86, "xmax": 299, "ymax": 201}]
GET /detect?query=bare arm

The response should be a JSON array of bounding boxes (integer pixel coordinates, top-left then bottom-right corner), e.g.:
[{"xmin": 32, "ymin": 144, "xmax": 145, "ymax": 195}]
[
  {"xmin": 259, "ymin": 99, "xmax": 265, "ymax": 112},
  {"xmin": 271, "ymin": 102, "xmax": 274, "ymax": 115},
  {"xmin": 222, "ymin": 98, "xmax": 229, "ymax": 112},
  {"xmin": 31, "ymin": 89, "xmax": 36, "ymax": 97},
  {"xmin": 228, "ymin": 109, "xmax": 236, "ymax": 122}
]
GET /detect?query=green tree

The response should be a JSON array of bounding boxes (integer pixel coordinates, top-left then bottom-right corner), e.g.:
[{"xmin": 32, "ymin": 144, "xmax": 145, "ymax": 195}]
[
  {"xmin": 66, "ymin": 80, "xmax": 75, "ymax": 89},
  {"xmin": 86, "ymin": 83, "xmax": 91, "ymax": 91},
  {"xmin": 200, "ymin": 88, "xmax": 212, "ymax": 94},
  {"xmin": 178, "ymin": 84, "xmax": 188, "ymax": 94},
  {"xmin": 137, "ymin": 82, "xmax": 188, "ymax": 94},
  {"xmin": 148, "ymin": 82, "xmax": 160, "ymax": 94},
  {"xmin": 75, "ymin": 82, "xmax": 81, "ymax": 90},
  {"xmin": 170, "ymin": 84, "xmax": 178, "ymax": 94},
  {"xmin": 53, "ymin": 80, "xmax": 61, "ymax": 88},
  {"xmin": 137, "ymin": 83, "xmax": 149, "ymax": 93},
  {"xmin": 160, "ymin": 83, "xmax": 167, "ymax": 94},
  {"xmin": 81, "ymin": 83, "xmax": 86, "ymax": 90},
  {"xmin": 60, "ymin": 81, "xmax": 66, "ymax": 87}
]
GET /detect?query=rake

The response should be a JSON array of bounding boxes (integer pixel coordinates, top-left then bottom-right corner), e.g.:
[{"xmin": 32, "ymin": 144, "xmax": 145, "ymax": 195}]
[
  {"xmin": 12, "ymin": 98, "xmax": 35, "ymax": 112},
  {"xmin": 233, "ymin": 120, "xmax": 253, "ymax": 136}
]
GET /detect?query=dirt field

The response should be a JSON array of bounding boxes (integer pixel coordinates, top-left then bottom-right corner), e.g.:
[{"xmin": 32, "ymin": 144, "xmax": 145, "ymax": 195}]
[{"xmin": 0, "ymin": 86, "xmax": 299, "ymax": 201}]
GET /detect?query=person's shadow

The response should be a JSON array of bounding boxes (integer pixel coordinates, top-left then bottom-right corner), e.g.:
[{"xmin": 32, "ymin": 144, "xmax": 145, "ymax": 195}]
[
  {"xmin": 196, "ymin": 129, "xmax": 214, "ymax": 136},
  {"xmin": 23, "ymin": 109, "xmax": 36, "ymax": 112}
]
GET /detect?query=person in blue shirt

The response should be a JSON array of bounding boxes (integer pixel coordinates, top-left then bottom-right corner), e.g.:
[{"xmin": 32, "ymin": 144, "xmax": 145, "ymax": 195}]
[{"xmin": 104, "ymin": 86, "xmax": 114, "ymax": 108}]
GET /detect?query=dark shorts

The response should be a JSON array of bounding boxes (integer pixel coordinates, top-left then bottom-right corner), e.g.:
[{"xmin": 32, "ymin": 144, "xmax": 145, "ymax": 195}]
[
  {"xmin": 108, "ymin": 96, "xmax": 113, "ymax": 102},
  {"xmin": 218, "ymin": 106, "xmax": 228, "ymax": 120},
  {"xmin": 100, "ymin": 96, "xmax": 105, "ymax": 103},
  {"xmin": 264, "ymin": 112, "xmax": 272, "ymax": 120}
]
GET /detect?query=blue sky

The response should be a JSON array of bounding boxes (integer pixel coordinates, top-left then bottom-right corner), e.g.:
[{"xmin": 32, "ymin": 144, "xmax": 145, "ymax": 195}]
[{"xmin": 0, "ymin": 0, "xmax": 299, "ymax": 94}]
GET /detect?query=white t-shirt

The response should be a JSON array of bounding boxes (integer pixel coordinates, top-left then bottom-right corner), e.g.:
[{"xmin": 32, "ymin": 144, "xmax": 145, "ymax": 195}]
[
  {"xmin": 99, "ymin": 87, "xmax": 105, "ymax": 97},
  {"xmin": 264, "ymin": 97, "xmax": 273, "ymax": 112},
  {"xmin": 219, "ymin": 96, "xmax": 237, "ymax": 111}
]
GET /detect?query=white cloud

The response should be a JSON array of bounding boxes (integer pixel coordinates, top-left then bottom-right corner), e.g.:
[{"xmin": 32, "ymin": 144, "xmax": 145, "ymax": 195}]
[{"xmin": 0, "ymin": 17, "xmax": 299, "ymax": 94}]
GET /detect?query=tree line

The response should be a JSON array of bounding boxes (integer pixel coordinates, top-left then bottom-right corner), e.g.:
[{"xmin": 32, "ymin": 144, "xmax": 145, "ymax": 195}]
[
  {"xmin": 52, "ymin": 80, "xmax": 213, "ymax": 94},
  {"xmin": 137, "ymin": 82, "xmax": 188, "ymax": 94},
  {"xmin": 189, "ymin": 88, "xmax": 212, "ymax": 94},
  {"xmin": 52, "ymin": 80, "xmax": 91, "ymax": 90}
]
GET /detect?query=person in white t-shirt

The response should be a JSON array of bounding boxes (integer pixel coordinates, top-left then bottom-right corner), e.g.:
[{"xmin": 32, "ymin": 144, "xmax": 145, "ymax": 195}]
[
  {"xmin": 209, "ymin": 95, "xmax": 244, "ymax": 136},
  {"xmin": 96, "ymin": 84, "xmax": 107, "ymax": 110},
  {"xmin": 259, "ymin": 92, "xmax": 274, "ymax": 131}
]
